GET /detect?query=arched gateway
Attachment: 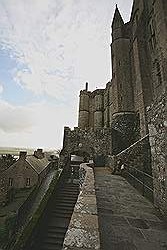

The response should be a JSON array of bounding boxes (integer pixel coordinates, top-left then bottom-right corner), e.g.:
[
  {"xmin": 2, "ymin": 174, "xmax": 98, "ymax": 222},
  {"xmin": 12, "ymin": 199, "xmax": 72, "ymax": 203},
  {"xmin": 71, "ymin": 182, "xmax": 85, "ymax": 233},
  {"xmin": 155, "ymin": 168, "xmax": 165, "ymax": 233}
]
[{"xmin": 59, "ymin": 126, "xmax": 113, "ymax": 168}]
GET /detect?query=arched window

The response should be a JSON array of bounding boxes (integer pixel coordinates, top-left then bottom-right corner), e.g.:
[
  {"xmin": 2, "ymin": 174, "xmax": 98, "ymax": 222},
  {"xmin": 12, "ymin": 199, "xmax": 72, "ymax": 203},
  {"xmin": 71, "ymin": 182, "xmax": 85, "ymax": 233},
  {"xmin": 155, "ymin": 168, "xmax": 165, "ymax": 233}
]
[
  {"xmin": 9, "ymin": 178, "xmax": 13, "ymax": 186},
  {"xmin": 153, "ymin": 60, "xmax": 162, "ymax": 88},
  {"xmin": 149, "ymin": 18, "xmax": 156, "ymax": 51},
  {"xmin": 156, "ymin": 61, "xmax": 162, "ymax": 86},
  {"xmin": 26, "ymin": 178, "xmax": 31, "ymax": 186}
]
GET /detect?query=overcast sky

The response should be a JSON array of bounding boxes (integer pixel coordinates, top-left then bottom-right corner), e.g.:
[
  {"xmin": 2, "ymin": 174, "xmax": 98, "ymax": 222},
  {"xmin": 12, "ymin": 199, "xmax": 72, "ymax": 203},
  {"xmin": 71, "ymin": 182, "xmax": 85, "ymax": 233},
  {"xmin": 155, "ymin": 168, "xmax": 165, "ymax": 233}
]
[{"xmin": 0, "ymin": 0, "xmax": 133, "ymax": 150}]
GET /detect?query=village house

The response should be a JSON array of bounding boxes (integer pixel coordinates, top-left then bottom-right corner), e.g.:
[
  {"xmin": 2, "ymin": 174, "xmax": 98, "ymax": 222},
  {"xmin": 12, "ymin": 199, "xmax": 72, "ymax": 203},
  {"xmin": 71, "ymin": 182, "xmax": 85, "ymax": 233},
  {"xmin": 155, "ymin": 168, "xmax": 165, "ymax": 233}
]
[{"xmin": 0, "ymin": 149, "xmax": 52, "ymax": 205}]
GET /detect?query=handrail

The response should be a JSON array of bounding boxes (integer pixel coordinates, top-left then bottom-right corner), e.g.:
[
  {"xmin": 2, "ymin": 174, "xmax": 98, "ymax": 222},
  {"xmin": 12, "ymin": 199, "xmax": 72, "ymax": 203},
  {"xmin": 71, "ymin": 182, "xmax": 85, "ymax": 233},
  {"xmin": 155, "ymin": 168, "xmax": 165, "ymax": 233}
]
[
  {"xmin": 126, "ymin": 172, "xmax": 154, "ymax": 193},
  {"xmin": 125, "ymin": 165, "xmax": 153, "ymax": 179},
  {"xmin": 116, "ymin": 134, "xmax": 149, "ymax": 157}
]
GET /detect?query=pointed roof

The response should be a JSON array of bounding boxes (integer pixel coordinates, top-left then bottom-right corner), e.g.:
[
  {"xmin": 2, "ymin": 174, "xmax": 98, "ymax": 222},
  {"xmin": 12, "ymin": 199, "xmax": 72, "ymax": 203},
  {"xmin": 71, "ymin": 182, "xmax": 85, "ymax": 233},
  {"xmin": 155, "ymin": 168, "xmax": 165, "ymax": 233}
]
[{"xmin": 112, "ymin": 4, "xmax": 124, "ymax": 30}]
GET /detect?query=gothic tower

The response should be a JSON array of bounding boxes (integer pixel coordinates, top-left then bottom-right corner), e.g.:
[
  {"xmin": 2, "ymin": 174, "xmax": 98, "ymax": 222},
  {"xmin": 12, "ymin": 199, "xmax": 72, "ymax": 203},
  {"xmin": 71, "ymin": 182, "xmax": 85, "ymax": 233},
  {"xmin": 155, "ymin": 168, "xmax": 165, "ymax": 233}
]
[{"xmin": 110, "ymin": 5, "xmax": 134, "ymax": 114}]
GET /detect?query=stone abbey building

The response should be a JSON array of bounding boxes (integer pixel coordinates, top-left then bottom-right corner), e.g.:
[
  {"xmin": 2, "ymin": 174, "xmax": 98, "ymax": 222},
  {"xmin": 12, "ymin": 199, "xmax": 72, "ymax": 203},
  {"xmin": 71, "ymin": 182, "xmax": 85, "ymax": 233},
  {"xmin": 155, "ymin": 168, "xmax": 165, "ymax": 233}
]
[
  {"xmin": 78, "ymin": 0, "xmax": 166, "ymax": 135},
  {"xmin": 61, "ymin": 0, "xmax": 166, "ymax": 215}
]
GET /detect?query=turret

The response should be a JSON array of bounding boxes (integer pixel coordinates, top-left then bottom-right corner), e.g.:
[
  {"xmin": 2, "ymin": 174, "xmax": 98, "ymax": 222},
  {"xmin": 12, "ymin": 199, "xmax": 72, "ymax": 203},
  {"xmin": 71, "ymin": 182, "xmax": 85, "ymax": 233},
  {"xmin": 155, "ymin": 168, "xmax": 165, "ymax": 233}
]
[
  {"xmin": 78, "ymin": 83, "xmax": 90, "ymax": 129},
  {"xmin": 112, "ymin": 5, "xmax": 124, "ymax": 41},
  {"xmin": 111, "ymin": 5, "xmax": 134, "ymax": 114},
  {"xmin": 93, "ymin": 89, "xmax": 104, "ymax": 129}
]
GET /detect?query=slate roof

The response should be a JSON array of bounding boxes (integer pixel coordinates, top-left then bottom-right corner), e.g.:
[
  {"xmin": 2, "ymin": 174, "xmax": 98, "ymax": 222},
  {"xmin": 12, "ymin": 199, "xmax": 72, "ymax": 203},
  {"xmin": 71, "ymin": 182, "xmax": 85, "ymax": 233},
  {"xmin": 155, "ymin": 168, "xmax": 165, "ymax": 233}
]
[{"xmin": 26, "ymin": 156, "xmax": 49, "ymax": 174}]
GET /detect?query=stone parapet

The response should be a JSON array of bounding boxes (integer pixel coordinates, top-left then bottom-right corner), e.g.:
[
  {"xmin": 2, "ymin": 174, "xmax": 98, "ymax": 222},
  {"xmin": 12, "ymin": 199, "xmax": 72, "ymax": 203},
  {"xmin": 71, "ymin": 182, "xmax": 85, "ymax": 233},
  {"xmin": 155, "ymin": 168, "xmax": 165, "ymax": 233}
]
[{"xmin": 63, "ymin": 163, "xmax": 100, "ymax": 250}]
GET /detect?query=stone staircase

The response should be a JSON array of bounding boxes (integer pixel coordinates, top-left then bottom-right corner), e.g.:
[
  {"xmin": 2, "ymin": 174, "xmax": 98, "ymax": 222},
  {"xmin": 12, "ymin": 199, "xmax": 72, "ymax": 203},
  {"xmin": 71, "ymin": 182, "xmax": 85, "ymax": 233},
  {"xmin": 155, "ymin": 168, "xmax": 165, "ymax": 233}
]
[{"xmin": 24, "ymin": 162, "xmax": 81, "ymax": 250}]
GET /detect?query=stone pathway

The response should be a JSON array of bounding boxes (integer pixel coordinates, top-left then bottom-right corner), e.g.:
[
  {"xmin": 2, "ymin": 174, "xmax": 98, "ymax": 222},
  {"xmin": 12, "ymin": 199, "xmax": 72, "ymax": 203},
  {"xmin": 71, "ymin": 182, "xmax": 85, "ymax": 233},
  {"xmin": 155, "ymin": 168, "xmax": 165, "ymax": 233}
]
[{"xmin": 94, "ymin": 167, "xmax": 167, "ymax": 250}]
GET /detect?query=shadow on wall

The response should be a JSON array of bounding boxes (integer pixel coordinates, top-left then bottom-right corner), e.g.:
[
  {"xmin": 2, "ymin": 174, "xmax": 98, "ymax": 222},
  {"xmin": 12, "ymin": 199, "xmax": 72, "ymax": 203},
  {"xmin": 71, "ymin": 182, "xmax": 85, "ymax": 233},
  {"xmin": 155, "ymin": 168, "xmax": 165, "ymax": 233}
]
[{"xmin": 111, "ymin": 113, "xmax": 140, "ymax": 155}]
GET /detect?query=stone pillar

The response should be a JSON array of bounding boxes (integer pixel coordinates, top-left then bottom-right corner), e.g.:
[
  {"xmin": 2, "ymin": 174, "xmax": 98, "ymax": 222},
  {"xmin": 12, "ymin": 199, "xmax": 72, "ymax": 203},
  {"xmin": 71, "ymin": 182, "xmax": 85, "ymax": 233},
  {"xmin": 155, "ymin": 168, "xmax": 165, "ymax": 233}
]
[
  {"xmin": 94, "ymin": 91, "xmax": 103, "ymax": 129},
  {"xmin": 78, "ymin": 90, "xmax": 90, "ymax": 129},
  {"xmin": 104, "ymin": 83, "xmax": 110, "ymax": 127}
]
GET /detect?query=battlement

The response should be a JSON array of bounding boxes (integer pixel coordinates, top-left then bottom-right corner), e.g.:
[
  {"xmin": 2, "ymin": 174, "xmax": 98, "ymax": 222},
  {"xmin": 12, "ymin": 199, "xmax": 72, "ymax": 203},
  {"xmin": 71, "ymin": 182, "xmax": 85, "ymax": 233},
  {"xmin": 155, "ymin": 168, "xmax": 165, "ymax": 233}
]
[
  {"xmin": 80, "ymin": 90, "xmax": 91, "ymax": 96},
  {"xmin": 91, "ymin": 89, "xmax": 104, "ymax": 97}
]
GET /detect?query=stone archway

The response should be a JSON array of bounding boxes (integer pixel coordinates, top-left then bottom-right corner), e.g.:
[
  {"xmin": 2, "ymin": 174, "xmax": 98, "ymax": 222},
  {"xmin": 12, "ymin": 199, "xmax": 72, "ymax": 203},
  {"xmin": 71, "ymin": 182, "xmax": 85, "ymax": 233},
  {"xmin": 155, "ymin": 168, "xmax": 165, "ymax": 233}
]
[{"xmin": 59, "ymin": 126, "xmax": 113, "ymax": 168}]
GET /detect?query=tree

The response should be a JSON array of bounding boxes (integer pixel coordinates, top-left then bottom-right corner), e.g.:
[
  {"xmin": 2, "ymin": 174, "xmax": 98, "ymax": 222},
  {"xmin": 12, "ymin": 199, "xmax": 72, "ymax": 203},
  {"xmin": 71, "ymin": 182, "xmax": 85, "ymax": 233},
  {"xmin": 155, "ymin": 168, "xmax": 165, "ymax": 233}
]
[
  {"xmin": 0, "ymin": 154, "xmax": 16, "ymax": 172},
  {"xmin": 55, "ymin": 148, "xmax": 62, "ymax": 157}
]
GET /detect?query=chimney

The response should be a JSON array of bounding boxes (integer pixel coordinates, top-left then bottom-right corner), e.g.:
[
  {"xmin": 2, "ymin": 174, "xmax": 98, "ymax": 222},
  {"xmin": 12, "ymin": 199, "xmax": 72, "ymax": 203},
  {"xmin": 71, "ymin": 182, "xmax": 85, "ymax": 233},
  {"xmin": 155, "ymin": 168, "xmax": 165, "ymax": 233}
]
[
  {"xmin": 19, "ymin": 151, "xmax": 27, "ymax": 160},
  {"xmin": 34, "ymin": 149, "xmax": 44, "ymax": 159},
  {"xmin": 85, "ymin": 82, "xmax": 88, "ymax": 91}
]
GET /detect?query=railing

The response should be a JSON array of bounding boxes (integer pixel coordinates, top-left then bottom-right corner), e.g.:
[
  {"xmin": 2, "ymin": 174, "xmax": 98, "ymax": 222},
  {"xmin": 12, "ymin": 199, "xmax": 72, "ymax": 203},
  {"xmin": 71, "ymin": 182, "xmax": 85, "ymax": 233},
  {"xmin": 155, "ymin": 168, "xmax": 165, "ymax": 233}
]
[
  {"xmin": 112, "ymin": 135, "xmax": 154, "ymax": 203},
  {"xmin": 4, "ymin": 168, "xmax": 65, "ymax": 250},
  {"xmin": 121, "ymin": 165, "xmax": 154, "ymax": 202}
]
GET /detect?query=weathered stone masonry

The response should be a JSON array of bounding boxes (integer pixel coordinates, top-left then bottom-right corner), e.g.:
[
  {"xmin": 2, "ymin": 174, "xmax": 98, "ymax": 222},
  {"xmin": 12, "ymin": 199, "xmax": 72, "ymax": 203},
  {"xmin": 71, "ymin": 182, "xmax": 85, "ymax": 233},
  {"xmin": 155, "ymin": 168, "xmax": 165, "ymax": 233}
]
[
  {"xmin": 147, "ymin": 92, "xmax": 167, "ymax": 215},
  {"xmin": 61, "ymin": 127, "xmax": 113, "ymax": 158}
]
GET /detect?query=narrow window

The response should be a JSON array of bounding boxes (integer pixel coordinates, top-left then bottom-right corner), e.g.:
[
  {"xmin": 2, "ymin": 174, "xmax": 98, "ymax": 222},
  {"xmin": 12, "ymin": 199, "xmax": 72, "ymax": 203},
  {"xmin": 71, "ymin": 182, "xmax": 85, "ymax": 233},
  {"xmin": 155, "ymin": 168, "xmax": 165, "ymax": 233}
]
[
  {"xmin": 149, "ymin": 19, "xmax": 156, "ymax": 51},
  {"xmin": 136, "ymin": 14, "xmax": 139, "ymax": 25},
  {"xmin": 9, "ymin": 178, "xmax": 13, "ymax": 187},
  {"xmin": 156, "ymin": 61, "xmax": 162, "ymax": 85},
  {"xmin": 26, "ymin": 178, "xmax": 31, "ymax": 186}
]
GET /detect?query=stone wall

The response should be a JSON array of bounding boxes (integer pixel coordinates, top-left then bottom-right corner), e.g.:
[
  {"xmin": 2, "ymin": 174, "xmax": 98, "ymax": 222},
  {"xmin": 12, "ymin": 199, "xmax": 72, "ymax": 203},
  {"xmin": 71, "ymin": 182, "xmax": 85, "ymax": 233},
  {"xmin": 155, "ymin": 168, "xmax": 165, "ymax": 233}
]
[
  {"xmin": 147, "ymin": 92, "xmax": 167, "ymax": 215},
  {"xmin": 106, "ymin": 135, "xmax": 153, "ymax": 201},
  {"xmin": 111, "ymin": 112, "xmax": 140, "ymax": 154},
  {"xmin": 0, "ymin": 179, "xmax": 7, "ymax": 206},
  {"xmin": 62, "ymin": 127, "xmax": 113, "ymax": 158},
  {"xmin": 108, "ymin": 135, "xmax": 151, "ymax": 173},
  {"xmin": 63, "ymin": 163, "xmax": 100, "ymax": 250}
]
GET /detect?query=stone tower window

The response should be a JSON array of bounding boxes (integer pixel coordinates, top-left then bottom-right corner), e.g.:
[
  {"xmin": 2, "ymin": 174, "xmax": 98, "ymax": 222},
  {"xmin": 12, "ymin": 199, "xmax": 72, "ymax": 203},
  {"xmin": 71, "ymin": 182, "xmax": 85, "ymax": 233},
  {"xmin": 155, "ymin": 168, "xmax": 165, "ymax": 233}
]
[
  {"xmin": 26, "ymin": 178, "xmax": 31, "ymax": 186},
  {"xmin": 9, "ymin": 178, "xmax": 13, "ymax": 187},
  {"xmin": 120, "ymin": 83, "xmax": 122, "ymax": 91},
  {"xmin": 156, "ymin": 61, "xmax": 162, "ymax": 86},
  {"xmin": 136, "ymin": 13, "xmax": 139, "ymax": 26},
  {"xmin": 153, "ymin": 60, "xmax": 162, "ymax": 89},
  {"xmin": 149, "ymin": 19, "xmax": 156, "ymax": 51},
  {"xmin": 133, "ymin": 9, "xmax": 139, "ymax": 28}
]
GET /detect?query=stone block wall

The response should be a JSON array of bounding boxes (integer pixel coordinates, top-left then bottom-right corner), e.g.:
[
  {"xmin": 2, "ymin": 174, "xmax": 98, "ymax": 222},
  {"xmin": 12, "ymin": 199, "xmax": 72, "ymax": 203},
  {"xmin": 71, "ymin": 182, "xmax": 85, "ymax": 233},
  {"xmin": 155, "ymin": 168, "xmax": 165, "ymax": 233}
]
[
  {"xmin": 61, "ymin": 127, "xmax": 113, "ymax": 158},
  {"xmin": 108, "ymin": 135, "xmax": 151, "ymax": 174},
  {"xmin": 106, "ymin": 135, "xmax": 153, "ymax": 201},
  {"xmin": 0, "ymin": 178, "xmax": 8, "ymax": 206},
  {"xmin": 147, "ymin": 92, "xmax": 167, "ymax": 215},
  {"xmin": 63, "ymin": 163, "xmax": 100, "ymax": 250},
  {"xmin": 111, "ymin": 112, "xmax": 140, "ymax": 154}
]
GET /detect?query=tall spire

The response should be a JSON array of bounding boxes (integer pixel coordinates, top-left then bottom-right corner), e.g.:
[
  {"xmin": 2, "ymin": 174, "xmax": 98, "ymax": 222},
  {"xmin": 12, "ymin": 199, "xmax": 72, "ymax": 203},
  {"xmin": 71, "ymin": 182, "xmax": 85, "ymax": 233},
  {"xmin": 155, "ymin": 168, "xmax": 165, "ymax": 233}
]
[{"xmin": 112, "ymin": 4, "xmax": 124, "ymax": 30}]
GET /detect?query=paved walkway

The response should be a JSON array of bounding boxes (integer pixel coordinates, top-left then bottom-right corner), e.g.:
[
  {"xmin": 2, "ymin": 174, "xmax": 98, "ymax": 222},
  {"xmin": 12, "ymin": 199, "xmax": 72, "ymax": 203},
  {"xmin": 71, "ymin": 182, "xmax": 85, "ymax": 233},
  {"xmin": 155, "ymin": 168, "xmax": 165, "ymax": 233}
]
[{"xmin": 94, "ymin": 167, "xmax": 167, "ymax": 250}]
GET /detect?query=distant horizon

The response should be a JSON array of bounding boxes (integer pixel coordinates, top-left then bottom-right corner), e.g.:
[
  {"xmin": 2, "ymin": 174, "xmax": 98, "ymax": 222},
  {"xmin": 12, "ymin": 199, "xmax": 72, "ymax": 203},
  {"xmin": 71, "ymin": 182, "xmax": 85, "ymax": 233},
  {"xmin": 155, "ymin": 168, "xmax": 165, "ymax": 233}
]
[{"xmin": 0, "ymin": 146, "xmax": 58, "ymax": 156}]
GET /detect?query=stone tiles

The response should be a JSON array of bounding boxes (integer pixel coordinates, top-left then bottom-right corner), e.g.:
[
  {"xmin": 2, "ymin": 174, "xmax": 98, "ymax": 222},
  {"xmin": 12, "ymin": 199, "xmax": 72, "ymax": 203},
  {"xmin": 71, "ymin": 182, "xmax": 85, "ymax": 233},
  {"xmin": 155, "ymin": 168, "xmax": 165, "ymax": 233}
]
[
  {"xmin": 63, "ymin": 163, "xmax": 100, "ymax": 250},
  {"xmin": 94, "ymin": 167, "xmax": 167, "ymax": 250}
]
